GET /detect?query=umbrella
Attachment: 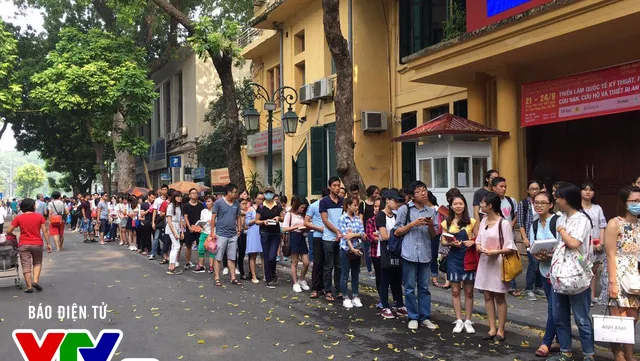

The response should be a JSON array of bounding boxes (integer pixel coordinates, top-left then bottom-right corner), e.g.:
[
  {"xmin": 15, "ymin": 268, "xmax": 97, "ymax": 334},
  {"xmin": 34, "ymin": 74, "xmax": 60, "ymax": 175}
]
[
  {"xmin": 125, "ymin": 187, "xmax": 150, "ymax": 197},
  {"xmin": 169, "ymin": 181, "xmax": 211, "ymax": 194}
]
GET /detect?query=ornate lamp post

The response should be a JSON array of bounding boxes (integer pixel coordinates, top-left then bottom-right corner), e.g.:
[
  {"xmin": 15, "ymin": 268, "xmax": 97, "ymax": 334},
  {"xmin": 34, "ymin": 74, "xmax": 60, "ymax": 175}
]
[{"xmin": 243, "ymin": 82, "xmax": 300, "ymax": 185}]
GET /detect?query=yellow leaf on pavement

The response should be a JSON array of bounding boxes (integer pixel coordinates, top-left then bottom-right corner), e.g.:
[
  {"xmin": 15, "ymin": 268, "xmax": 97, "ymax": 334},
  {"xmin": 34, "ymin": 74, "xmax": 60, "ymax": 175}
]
[
  {"xmin": 306, "ymin": 350, "xmax": 313, "ymax": 355},
  {"xmin": 187, "ymin": 333, "xmax": 196, "ymax": 337},
  {"xmin": 197, "ymin": 340, "xmax": 205, "ymax": 345},
  {"xmin": 327, "ymin": 355, "xmax": 334, "ymax": 360}
]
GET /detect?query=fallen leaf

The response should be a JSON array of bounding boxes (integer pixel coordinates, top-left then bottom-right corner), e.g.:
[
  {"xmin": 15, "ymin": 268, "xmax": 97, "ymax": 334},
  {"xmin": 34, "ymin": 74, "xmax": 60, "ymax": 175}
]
[
  {"xmin": 282, "ymin": 349, "xmax": 288, "ymax": 353},
  {"xmin": 323, "ymin": 345, "xmax": 332, "ymax": 349},
  {"xmin": 327, "ymin": 355, "xmax": 334, "ymax": 360},
  {"xmin": 373, "ymin": 347, "xmax": 380, "ymax": 351},
  {"xmin": 177, "ymin": 356, "xmax": 183, "ymax": 360},
  {"xmin": 233, "ymin": 345, "xmax": 239, "ymax": 348},
  {"xmin": 115, "ymin": 352, "xmax": 121, "ymax": 356},
  {"xmin": 273, "ymin": 343, "xmax": 280, "ymax": 346},
  {"xmin": 135, "ymin": 316, "xmax": 142, "ymax": 319},
  {"xmin": 197, "ymin": 339, "xmax": 205, "ymax": 344},
  {"xmin": 187, "ymin": 333, "xmax": 196, "ymax": 337},
  {"xmin": 306, "ymin": 350, "xmax": 313, "ymax": 354},
  {"xmin": 316, "ymin": 330, "xmax": 325, "ymax": 334},
  {"xmin": 387, "ymin": 344, "xmax": 394, "ymax": 349},
  {"xmin": 331, "ymin": 341, "xmax": 340, "ymax": 346}
]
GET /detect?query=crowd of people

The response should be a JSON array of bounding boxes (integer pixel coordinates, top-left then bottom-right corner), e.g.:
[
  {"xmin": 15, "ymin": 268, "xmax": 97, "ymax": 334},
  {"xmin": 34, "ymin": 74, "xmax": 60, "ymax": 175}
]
[{"xmin": 3, "ymin": 170, "xmax": 640, "ymax": 361}]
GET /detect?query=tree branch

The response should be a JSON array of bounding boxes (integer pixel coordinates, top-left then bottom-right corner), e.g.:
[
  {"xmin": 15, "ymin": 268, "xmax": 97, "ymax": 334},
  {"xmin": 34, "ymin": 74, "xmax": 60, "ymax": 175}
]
[
  {"xmin": 91, "ymin": 0, "xmax": 116, "ymax": 31},
  {"xmin": 150, "ymin": 0, "xmax": 194, "ymax": 33},
  {"xmin": 0, "ymin": 122, "xmax": 8, "ymax": 142}
]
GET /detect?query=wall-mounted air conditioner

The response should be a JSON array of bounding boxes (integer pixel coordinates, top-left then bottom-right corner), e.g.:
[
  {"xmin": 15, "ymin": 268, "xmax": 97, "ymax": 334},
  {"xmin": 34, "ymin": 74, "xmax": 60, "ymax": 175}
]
[
  {"xmin": 313, "ymin": 78, "xmax": 334, "ymax": 100},
  {"xmin": 179, "ymin": 127, "xmax": 188, "ymax": 137},
  {"xmin": 299, "ymin": 84, "xmax": 314, "ymax": 105},
  {"xmin": 361, "ymin": 111, "xmax": 388, "ymax": 133}
]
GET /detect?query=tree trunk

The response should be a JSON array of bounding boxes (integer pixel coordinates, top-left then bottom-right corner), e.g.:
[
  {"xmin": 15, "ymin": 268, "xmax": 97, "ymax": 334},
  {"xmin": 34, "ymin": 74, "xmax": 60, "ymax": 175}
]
[
  {"xmin": 0, "ymin": 122, "xmax": 8, "ymax": 142},
  {"xmin": 85, "ymin": 120, "xmax": 110, "ymax": 193},
  {"xmin": 150, "ymin": 0, "xmax": 246, "ymax": 187},
  {"xmin": 112, "ymin": 111, "xmax": 136, "ymax": 192},
  {"xmin": 322, "ymin": 0, "xmax": 364, "ymax": 193}
]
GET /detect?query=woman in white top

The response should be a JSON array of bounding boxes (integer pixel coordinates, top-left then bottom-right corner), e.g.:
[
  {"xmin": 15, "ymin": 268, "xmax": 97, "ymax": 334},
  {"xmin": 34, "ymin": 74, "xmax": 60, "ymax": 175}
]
[
  {"xmin": 126, "ymin": 196, "xmax": 139, "ymax": 251},
  {"xmin": 117, "ymin": 196, "xmax": 129, "ymax": 246},
  {"xmin": 282, "ymin": 198, "xmax": 310, "ymax": 293},
  {"xmin": 196, "ymin": 196, "xmax": 216, "ymax": 273},
  {"xmin": 165, "ymin": 191, "xmax": 184, "ymax": 275},
  {"xmin": 580, "ymin": 181, "xmax": 607, "ymax": 304},
  {"xmin": 245, "ymin": 193, "xmax": 264, "ymax": 284}
]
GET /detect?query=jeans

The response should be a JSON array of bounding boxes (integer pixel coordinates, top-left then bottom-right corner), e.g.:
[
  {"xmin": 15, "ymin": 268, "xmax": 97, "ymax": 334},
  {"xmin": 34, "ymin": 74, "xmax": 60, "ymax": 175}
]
[
  {"xmin": 151, "ymin": 228, "xmax": 164, "ymax": 257},
  {"xmin": 339, "ymin": 249, "xmax": 360, "ymax": 298},
  {"xmin": 323, "ymin": 241, "xmax": 341, "ymax": 294},
  {"xmin": 307, "ymin": 233, "xmax": 314, "ymax": 262},
  {"xmin": 553, "ymin": 287, "xmax": 594, "ymax": 355},
  {"xmin": 403, "ymin": 260, "xmax": 432, "ymax": 321},
  {"xmin": 430, "ymin": 235, "xmax": 440, "ymax": 277},
  {"xmin": 260, "ymin": 233, "xmax": 280, "ymax": 283},
  {"xmin": 380, "ymin": 263, "xmax": 403, "ymax": 309},
  {"xmin": 311, "ymin": 237, "xmax": 325, "ymax": 291},
  {"xmin": 237, "ymin": 233, "xmax": 247, "ymax": 277},
  {"xmin": 107, "ymin": 223, "xmax": 118, "ymax": 240},
  {"xmin": 362, "ymin": 240, "xmax": 372, "ymax": 273},
  {"xmin": 525, "ymin": 252, "xmax": 542, "ymax": 290},
  {"xmin": 541, "ymin": 277, "xmax": 557, "ymax": 346}
]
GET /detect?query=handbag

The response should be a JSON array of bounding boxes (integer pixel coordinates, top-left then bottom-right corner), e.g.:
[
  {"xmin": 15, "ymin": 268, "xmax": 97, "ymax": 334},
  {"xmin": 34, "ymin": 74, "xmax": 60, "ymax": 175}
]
[
  {"xmin": 347, "ymin": 245, "xmax": 362, "ymax": 261},
  {"xmin": 380, "ymin": 241, "xmax": 401, "ymax": 269},
  {"xmin": 281, "ymin": 232, "xmax": 291, "ymax": 257},
  {"xmin": 464, "ymin": 245, "xmax": 480, "ymax": 271},
  {"xmin": 438, "ymin": 256, "xmax": 448, "ymax": 273},
  {"xmin": 205, "ymin": 234, "xmax": 218, "ymax": 254},
  {"xmin": 593, "ymin": 300, "xmax": 636, "ymax": 344},
  {"xmin": 621, "ymin": 271, "xmax": 640, "ymax": 295},
  {"xmin": 191, "ymin": 225, "xmax": 203, "ymax": 233},
  {"xmin": 498, "ymin": 218, "xmax": 523, "ymax": 282},
  {"xmin": 50, "ymin": 202, "xmax": 64, "ymax": 226}
]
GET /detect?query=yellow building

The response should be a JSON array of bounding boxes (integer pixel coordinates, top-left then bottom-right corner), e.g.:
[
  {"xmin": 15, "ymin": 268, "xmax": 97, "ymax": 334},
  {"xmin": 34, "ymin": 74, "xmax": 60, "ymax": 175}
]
[{"xmin": 243, "ymin": 0, "xmax": 640, "ymax": 216}]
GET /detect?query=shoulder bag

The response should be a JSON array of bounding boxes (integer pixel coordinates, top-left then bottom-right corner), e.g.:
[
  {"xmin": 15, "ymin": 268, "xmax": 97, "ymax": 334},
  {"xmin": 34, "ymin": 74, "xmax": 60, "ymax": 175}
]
[
  {"xmin": 281, "ymin": 212, "xmax": 292, "ymax": 257},
  {"xmin": 50, "ymin": 202, "xmax": 64, "ymax": 226},
  {"xmin": 499, "ymin": 218, "xmax": 523, "ymax": 282},
  {"xmin": 549, "ymin": 216, "xmax": 593, "ymax": 295}
]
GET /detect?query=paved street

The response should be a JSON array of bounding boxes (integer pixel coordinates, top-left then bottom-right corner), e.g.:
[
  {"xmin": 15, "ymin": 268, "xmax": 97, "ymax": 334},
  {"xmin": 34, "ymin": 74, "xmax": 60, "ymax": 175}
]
[{"xmin": 0, "ymin": 231, "xmax": 617, "ymax": 361}]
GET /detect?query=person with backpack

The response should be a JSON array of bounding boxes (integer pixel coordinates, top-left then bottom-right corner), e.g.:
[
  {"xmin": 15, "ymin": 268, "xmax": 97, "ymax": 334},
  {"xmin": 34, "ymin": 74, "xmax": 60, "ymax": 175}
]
[
  {"xmin": 393, "ymin": 180, "xmax": 438, "ymax": 330},
  {"xmin": 548, "ymin": 184, "xmax": 595, "ymax": 361},
  {"xmin": 530, "ymin": 191, "xmax": 561, "ymax": 358},
  {"xmin": 473, "ymin": 169, "xmax": 499, "ymax": 221},
  {"xmin": 491, "ymin": 176, "xmax": 520, "ymax": 296},
  {"xmin": 375, "ymin": 189, "xmax": 407, "ymax": 318},
  {"xmin": 48, "ymin": 191, "xmax": 67, "ymax": 251},
  {"xmin": 475, "ymin": 192, "xmax": 517, "ymax": 342},
  {"xmin": 518, "ymin": 180, "xmax": 544, "ymax": 301},
  {"xmin": 359, "ymin": 185, "xmax": 379, "ymax": 280},
  {"xmin": 440, "ymin": 194, "xmax": 478, "ymax": 334}
]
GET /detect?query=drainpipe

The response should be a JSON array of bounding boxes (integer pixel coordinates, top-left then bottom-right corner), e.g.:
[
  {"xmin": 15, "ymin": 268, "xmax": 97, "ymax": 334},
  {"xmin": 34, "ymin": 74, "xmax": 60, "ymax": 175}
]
[
  {"xmin": 279, "ymin": 24, "xmax": 285, "ymax": 195},
  {"xmin": 348, "ymin": 0, "xmax": 353, "ymax": 58}
]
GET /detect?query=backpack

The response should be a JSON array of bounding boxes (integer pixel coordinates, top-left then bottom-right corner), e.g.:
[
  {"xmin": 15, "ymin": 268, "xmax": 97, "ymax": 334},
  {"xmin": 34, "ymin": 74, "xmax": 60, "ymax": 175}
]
[
  {"xmin": 505, "ymin": 196, "xmax": 516, "ymax": 219},
  {"xmin": 532, "ymin": 215, "xmax": 558, "ymax": 240},
  {"xmin": 387, "ymin": 205, "xmax": 413, "ymax": 257},
  {"xmin": 549, "ymin": 212, "xmax": 594, "ymax": 295}
]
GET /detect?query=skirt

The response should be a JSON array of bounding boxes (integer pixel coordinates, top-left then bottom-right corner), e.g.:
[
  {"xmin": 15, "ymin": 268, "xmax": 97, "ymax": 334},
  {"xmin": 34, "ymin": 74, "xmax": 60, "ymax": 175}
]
[
  {"xmin": 245, "ymin": 227, "xmax": 262, "ymax": 254},
  {"xmin": 289, "ymin": 232, "xmax": 309, "ymax": 255}
]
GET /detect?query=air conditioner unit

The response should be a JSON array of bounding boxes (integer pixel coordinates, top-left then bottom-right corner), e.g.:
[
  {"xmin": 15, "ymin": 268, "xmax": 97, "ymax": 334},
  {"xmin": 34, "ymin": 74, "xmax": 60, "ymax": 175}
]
[
  {"xmin": 361, "ymin": 111, "xmax": 388, "ymax": 133},
  {"xmin": 179, "ymin": 127, "xmax": 188, "ymax": 137},
  {"xmin": 313, "ymin": 78, "xmax": 334, "ymax": 100},
  {"xmin": 299, "ymin": 84, "xmax": 314, "ymax": 104}
]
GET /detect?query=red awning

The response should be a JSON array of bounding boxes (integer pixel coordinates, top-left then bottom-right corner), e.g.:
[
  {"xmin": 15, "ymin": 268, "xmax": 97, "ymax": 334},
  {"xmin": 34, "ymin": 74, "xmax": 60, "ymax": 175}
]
[{"xmin": 392, "ymin": 113, "xmax": 509, "ymax": 142}]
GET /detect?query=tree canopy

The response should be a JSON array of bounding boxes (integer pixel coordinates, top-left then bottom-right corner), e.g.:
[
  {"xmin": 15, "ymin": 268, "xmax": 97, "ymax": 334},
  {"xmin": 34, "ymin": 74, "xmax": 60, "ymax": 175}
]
[
  {"xmin": 0, "ymin": 19, "xmax": 22, "ymax": 132},
  {"xmin": 15, "ymin": 163, "xmax": 45, "ymax": 197}
]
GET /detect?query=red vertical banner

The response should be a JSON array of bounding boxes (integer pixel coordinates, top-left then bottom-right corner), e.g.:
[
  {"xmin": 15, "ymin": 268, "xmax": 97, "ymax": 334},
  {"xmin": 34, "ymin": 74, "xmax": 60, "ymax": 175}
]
[{"xmin": 521, "ymin": 61, "xmax": 640, "ymax": 127}]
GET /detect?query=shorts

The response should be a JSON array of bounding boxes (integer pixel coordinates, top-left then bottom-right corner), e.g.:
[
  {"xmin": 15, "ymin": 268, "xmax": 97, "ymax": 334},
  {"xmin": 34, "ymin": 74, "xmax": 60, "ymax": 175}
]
[
  {"xmin": 18, "ymin": 245, "xmax": 43, "ymax": 273},
  {"xmin": 184, "ymin": 231, "xmax": 200, "ymax": 247},
  {"xmin": 80, "ymin": 219, "xmax": 91, "ymax": 233},
  {"xmin": 215, "ymin": 234, "xmax": 238, "ymax": 261},
  {"xmin": 49, "ymin": 222, "xmax": 65, "ymax": 237},
  {"xmin": 125, "ymin": 218, "xmax": 135, "ymax": 231},
  {"xmin": 99, "ymin": 219, "xmax": 109, "ymax": 234}
]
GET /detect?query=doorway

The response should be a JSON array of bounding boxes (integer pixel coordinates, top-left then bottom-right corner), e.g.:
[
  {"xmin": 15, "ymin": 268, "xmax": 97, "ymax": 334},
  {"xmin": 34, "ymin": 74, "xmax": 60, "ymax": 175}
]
[{"xmin": 527, "ymin": 111, "xmax": 640, "ymax": 218}]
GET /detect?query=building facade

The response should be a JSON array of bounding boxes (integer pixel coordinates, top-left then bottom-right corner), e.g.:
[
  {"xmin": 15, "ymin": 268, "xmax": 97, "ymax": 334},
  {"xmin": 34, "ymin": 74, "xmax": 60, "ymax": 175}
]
[{"xmin": 243, "ymin": 0, "xmax": 639, "ymax": 216}]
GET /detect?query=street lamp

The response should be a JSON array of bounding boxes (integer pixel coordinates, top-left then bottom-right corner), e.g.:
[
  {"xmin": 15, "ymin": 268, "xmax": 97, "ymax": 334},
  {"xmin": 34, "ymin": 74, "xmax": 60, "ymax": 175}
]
[{"xmin": 243, "ymin": 82, "xmax": 300, "ymax": 185}]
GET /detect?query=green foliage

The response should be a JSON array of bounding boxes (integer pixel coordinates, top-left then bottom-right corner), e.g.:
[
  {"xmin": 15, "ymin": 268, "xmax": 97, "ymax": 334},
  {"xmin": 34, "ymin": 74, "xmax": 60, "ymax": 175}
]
[
  {"xmin": 245, "ymin": 170, "xmax": 263, "ymax": 199},
  {"xmin": 443, "ymin": 0, "xmax": 466, "ymax": 41},
  {"xmin": 273, "ymin": 168, "xmax": 283, "ymax": 191},
  {"xmin": 189, "ymin": 17, "xmax": 242, "ymax": 61},
  {"xmin": 0, "ymin": 19, "xmax": 22, "ymax": 117},
  {"xmin": 15, "ymin": 163, "xmax": 46, "ymax": 198}
]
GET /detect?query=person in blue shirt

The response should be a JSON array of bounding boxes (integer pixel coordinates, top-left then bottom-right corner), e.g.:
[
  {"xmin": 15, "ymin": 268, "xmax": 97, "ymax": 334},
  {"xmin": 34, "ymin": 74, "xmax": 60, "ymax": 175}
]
[
  {"xmin": 336, "ymin": 196, "xmax": 366, "ymax": 309},
  {"xmin": 320, "ymin": 177, "xmax": 344, "ymax": 301},
  {"xmin": 305, "ymin": 188, "xmax": 330, "ymax": 299}
]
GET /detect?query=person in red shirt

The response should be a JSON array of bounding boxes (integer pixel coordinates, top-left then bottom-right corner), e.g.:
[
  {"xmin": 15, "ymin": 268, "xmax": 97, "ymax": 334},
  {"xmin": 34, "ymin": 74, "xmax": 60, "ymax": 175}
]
[{"xmin": 6, "ymin": 198, "xmax": 52, "ymax": 293}]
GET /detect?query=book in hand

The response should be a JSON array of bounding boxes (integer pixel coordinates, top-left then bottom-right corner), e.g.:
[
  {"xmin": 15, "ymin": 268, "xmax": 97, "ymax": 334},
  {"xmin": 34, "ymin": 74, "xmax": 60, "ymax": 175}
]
[
  {"xmin": 195, "ymin": 220, "xmax": 208, "ymax": 227},
  {"xmin": 529, "ymin": 239, "xmax": 558, "ymax": 254},
  {"xmin": 442, "ymin": 232, "xmax": 457, "ymax": 243}
]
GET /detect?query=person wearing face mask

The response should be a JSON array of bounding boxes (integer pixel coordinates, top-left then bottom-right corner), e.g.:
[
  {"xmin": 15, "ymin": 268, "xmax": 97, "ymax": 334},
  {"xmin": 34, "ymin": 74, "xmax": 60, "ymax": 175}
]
[
  {"xmin": 599, "ymin": 186, "xmax": 640, "ymax": 361},
  {"xmin": 255, "ymin": 186, "xmax": 284, "ymax": 289}
]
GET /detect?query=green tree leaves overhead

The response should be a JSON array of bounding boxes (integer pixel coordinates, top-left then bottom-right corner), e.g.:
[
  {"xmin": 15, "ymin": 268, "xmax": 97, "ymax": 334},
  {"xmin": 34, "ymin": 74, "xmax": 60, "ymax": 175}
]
[
  {"xmin": 15, "ymin": 163, "xmax": 46, "ymax": 198},
  {"xmin": 0, "ymin": 19, "xmax": 22, "ymax": 120}
]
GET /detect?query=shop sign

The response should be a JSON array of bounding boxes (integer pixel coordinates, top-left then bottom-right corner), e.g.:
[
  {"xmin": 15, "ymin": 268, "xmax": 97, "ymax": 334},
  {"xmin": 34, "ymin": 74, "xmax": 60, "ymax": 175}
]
[
  {"xmin": 192, "ymin": 167, "xmax": 206, "ymax": 179},
  {"xmin": 467, "ymin": 0, "xmax": 553, "ymax": 32},
  {"xmin": 211, "ymin": 168, "xmax": 230, "ymax": 186},
  {"xmin": 521, "ymin": 60, "xmax": 640, "ymax": 127},
  {"xmin": 160, "ymin": 173, "xmax": 172, "ymax": 180},
  {"xmin": 246, "ymin": 127, "xmax": 283, "ymax": 157}
]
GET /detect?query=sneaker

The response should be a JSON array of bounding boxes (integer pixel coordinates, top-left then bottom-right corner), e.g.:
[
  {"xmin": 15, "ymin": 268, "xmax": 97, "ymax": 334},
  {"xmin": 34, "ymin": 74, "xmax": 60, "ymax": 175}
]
[
  {"xmin": 192, "ymin": 244, "xmax": 197, "ymax": 251},
  {"xmin": 463, "ymin": 320, "xmax": 476, "ymax": 334},
  {"xmin": 381, "ymin": 308, "xmax": 395, "ymax": 319},
  {"xmin": 352, "ymin": 297, "xmax": 363, "ymax": 308},
  {"xmin": 299, "ymin": 280, "xmax": 310, "ymax": 291},
  {"xmin": 534, "ymin": 288, "xmax": 546, "ymax": 296},
  {"xmin": 343, "ymin": 299, "xmax": 353, "ymax": 309},
  {"xmin": 420, "ymin": 319, "xmax": 438, "ymax": 330},
  {"xmin": 148, "ymin": 255, "xmax": 155, "ymax": 260},
  {"xmin": 582, "ymin": 355, "xmax": 595, "ymax": 361},
  {"xmin": 293, "ymin": 283, "xmax": 302, "ymax": 293},
  {"xmin": 128, "ymin": 245, "xmax": 134, "ymax": 251},
  {"xmin": 546, "ymin": 353, "xmax": 574, "ymax": 361},
  {"xmin": 252, "ymin": 279, "xmax": 260, "ymax": 284},
  {"xmin": 526, "ymin": 291, "xmax": 537, "ymax": 301},
  {"xmin": 166, "ymin": 268, "xmax": 183, "ymax": 275},
  {"xmin": 235, "ymin": 268, "xmax": 240, "ymax": 275},
  {"xmin": 266, "ymin": 281, "xmax": 277, "ymax": 289},
  {"xmin": 369, "ymin": 272, "xmax": 376, "ymax": 280},
  {"xmin": 118, "ymin": 242, "xmax": 123, "ymax": 246},
  {"xmin": 184, "ymin": 262, "xmax": 193, "ymax": 270},
  {"xmin": 276, "ymin": 256, "xmax": 281, "ymax": 262},
  {"xmin": 375, "ymin": 302, "xmax": 384, "ymax": 309},
  {"xmin": 395, "ymin": 307, "xmax": 408, "ymax": 317},
  {"xmin": 283, "ymin": 257, "xmax": 288, "ymax": 262},
  {"xmin": 452, "ymin": 319, "xmax": 464, "ymax": 334},
  {"xmin": 408, "ymin": 320, "xmax": 419, "ymax": 330},
  {"xmin": 208, "ymin": 267, "xmax": 214, "ymax": 274},
  {"xmin": 192, "ymin": 266, "xmax": 206, "ymax": 273},
  {"xmin": 175, "ymin": 262, "xmax": 180, "ymax": 268},
  {"xmin": 223, "ymin": 268, "xmax": 229, "ymax": 275},
  {"xmin": 272, "ymin": 273, "xmax": 279, "ymax": 283}
]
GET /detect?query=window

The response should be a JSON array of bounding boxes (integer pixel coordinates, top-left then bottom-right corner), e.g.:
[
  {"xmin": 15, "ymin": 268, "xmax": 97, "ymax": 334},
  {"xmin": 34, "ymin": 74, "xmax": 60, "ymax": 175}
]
[
  {"xmin": 401, "ymin": 112, "xmax": 417, "ymax": 186},
  {"xmin": 294, "ymin": 30, "xmax": 305, "ymax": 55},
  {"xmin": 293, "ymin": 145, "xmax": 308, "ymax": 197},
  {"xmin": 434, "ymin": 158, "xmax": 448, "ymax": 188},
  {"xmin": 425, "ymin": 104, "xmax": 449, "ymax": 122},
  {"xmin": 177, "ymin": 73, "xmax": 183, "ymax": 129},
  {"xmin": 295, "ymin": 61, "xmax": 306, "ymax": 91},
  {"xmin": 266, "ymin": 66, "xmax": 281, "ymax": 108},
  {"xmin": 454, "ymin": 157, "xmax": 470, "ymax": 188},
  {"xmin": 453, "ymin": 99, "xmax": 468, "ymax": 118},
  {"xmin": 154, "ymin": 93, "xmax": 161, "ymax": 139},
  {"xmin": 472, "ymin": 157, "xmax": 488, "ymax": 188},
  {"xmin": 310, "ymin": 123, "xmax": 338, "ymax": 194},
  {"xmin": 399, "ymin": 0, "xmax": 448, "ymax": 61},
  {"xmin": 163, "ymin": 82, "xmax": 171, "ymax": 135},
  {"xmin": 419, "ymin": 159, "xmax": 433, "ymax": 189}
]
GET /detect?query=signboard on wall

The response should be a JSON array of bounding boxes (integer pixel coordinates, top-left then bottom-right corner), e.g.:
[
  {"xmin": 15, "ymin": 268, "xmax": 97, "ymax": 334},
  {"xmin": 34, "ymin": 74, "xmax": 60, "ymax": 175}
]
[
  {"xmin": 169, "ymin": 155, "xmax": 182, "ymax": 168},
  {"xmin": 211, "ymin": 168, "xmax": 230, "ymax": 186},
  {"xmin": 466, "ymin": 0, "xmax": 554, "ymax": 32},
  {"xmin": 521, "ymin": 60, "xmax": 640, "ymax": 127},
  {"xmin": 246, "ymin": 127, "xmax": 283, "ymax": 157},
  {"xmin": 161, "ymin": 173, "xmax": 172, "ymax": 180},
  {"xmin": 192, "ymin": 167, "xmax": 206, "ymax": 179}
]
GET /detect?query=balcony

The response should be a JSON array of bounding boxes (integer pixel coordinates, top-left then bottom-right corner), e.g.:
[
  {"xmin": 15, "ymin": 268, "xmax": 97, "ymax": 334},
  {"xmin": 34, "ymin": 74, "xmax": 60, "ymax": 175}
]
[
  {"xmin": 250, "ymin": 0, "xmax": 315, "ymax": 29},
  {"xmin": 238, "ymin": 28, "xmax": 264, "ymax": 49}
]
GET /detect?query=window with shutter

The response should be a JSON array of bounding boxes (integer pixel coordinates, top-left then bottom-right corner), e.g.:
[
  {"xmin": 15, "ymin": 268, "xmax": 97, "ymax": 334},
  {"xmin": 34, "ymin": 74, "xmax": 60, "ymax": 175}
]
[
  {"xmin": 326, "ymin": 123, "xmax": 338, "ymax": 178},
  {"xmin": 295, "ymin": 145, "xmax": 308, "ymax": 197},
  {"xmin": 401, "ymin": 112, "xmax": 417, "ymax": 186},
  {"xmin": 310, "ymin": 126, "xmax": 327, "ymax": 195}
]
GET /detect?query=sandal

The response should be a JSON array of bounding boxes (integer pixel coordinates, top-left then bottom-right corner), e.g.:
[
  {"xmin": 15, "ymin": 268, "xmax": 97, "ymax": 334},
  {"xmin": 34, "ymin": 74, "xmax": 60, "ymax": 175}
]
[
  {"xmin": 508, "ymin": 289, "xmax": 522, "ymax": 297},
  {"xmin": 325, "ymin": 293, "xmax": 335, "ymax": 302},
  {"xmin": 535, "ymin": 345, "xmax": 549, "ymax": 357},
  {"xmin": 431, "ymin": 278, "xmax": 443, "ymax": 288},
  {"xmin": 231, "ymin": 279, "xmax": 242, "ymax": 286},
  {"xmin": 214, "ymin": 279, "xmax": 222, "ymax": 287},
  {"xmin": 310, "ymin": 291, "xmax": 319, "ymax": 299},
  {"xmin": 159, "ymin": 259, "xmax": 169, "ymax": 264}
]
